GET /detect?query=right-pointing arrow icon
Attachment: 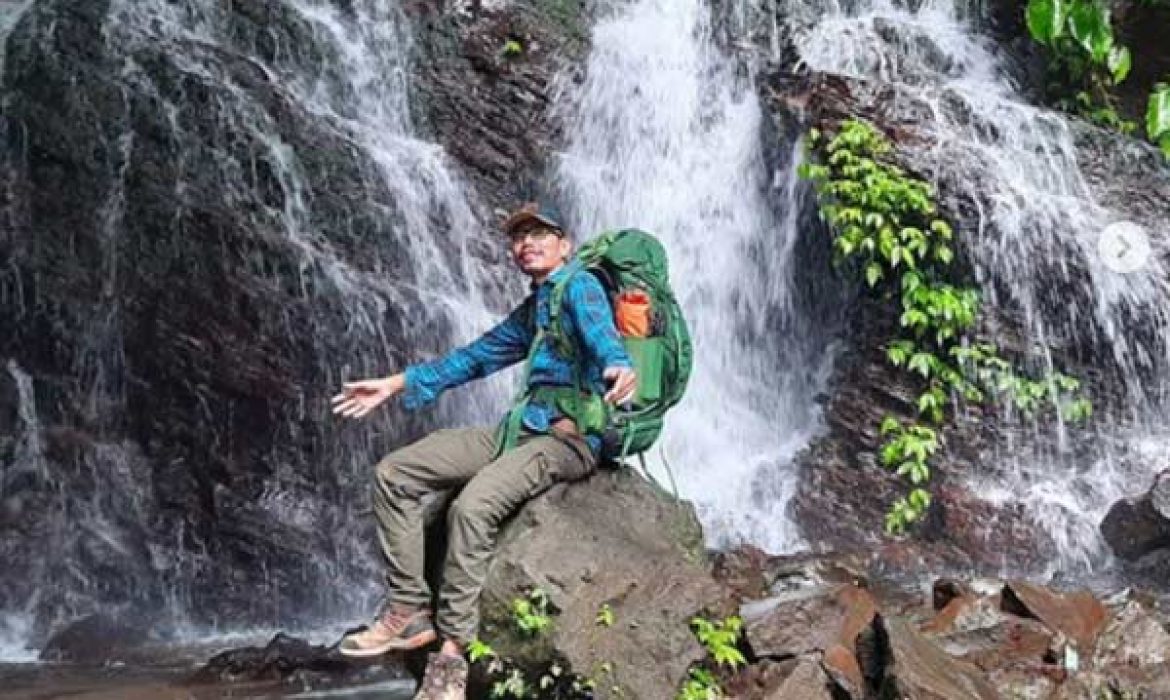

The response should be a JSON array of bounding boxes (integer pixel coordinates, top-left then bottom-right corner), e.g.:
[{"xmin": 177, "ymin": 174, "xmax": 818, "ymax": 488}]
[{"xmin": 1098, "ymin": 221, "xmax": 1151, "ymax": 274}]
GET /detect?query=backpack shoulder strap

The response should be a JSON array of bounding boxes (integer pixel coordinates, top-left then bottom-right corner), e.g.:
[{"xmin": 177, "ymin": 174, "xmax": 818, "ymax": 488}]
[{"xmin": 547, "ymin": 259, "xmax": 586, "ymax": 359}]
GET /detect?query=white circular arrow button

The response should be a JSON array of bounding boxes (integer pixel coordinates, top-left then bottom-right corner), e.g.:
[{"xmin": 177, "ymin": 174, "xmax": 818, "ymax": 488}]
[{"xmin": 1097, "ymin": 221, "xmax": 1151, "ymax": 274}]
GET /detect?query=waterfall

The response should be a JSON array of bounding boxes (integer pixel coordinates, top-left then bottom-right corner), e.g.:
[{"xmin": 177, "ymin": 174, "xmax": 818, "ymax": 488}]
[
  {"xmin": 553, "ymin": 0, "xmax": 842, "ymax": 552},
  {"xmin": 786, "ymin": 0, "xmax": 1170, "ymax": 570},
  {"xmin": 1, "ymin": 0, "xmax": 510, "ymax": 653},
  {"xmin": 555, "ymin": 0, "xmax": 1170, "ymax": 569}
]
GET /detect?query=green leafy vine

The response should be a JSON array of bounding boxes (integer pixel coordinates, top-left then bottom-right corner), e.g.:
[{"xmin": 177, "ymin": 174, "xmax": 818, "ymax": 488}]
[
  {"xmin": 799, "ymin": 118, "xmax": 1092, "ymax": 534},
  {"xmin": 1024, "ymin": 0, "xmax": 1170, "ymax": 157}
]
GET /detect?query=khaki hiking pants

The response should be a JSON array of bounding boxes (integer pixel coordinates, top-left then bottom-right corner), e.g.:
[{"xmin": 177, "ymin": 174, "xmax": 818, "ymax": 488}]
[{"xmin": 373, "ymin": 426, "xmax": 595, "ymax": 645}]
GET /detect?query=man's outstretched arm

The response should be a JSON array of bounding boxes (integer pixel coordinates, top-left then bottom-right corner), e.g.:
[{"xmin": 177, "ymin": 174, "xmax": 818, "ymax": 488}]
[{"xmin": 332, "ymin": 301, "xmax": 532, "ymax": 419}]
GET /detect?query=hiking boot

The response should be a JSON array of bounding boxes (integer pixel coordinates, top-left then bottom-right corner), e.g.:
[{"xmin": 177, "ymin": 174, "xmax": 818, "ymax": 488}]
[
  {"xmin": 412, "ymin": 653, "xmax": 468, "ymax": 700},
  {"xmin": 338, "ymin": 603, "xmax": 437, "ymax": 657}
]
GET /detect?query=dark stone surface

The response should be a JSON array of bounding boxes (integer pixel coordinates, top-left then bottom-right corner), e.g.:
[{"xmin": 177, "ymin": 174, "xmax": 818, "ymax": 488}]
[
  {"xmin": 1101, "ymin": 470, "xmax": 1170, "ymax": 561},
  {"xmin": 408, "ymin": 0, "xmax": 592, "ymax": 212},
  {"xmin": 1, "ymin": 0, "xmax": 542, "ymax": 640},
  {"xmin": 38, "ymin": 613, "xmax": 150, "ymax": 665},
  {"xmin": 187, "ymin": 632, "xmax": 410, "ymax": 693},
  {"xmin": 477, "ymin": 469, "xmax": 726, "ymax": 700}
]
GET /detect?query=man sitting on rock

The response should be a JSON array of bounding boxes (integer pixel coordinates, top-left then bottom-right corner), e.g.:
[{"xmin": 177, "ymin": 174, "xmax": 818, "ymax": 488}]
[{"xmin": 330, "ymin": 201, "xmax": 637, "ymax": 699}]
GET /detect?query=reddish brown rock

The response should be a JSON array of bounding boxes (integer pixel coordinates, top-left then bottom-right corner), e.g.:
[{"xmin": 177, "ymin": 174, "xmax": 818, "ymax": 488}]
[
  {"xmin": 822, "ymin": 643, "xmax": 866, "ymax": 698},
  {"xmin": 931, "ymin": 578, "xmax": 970, "ymax": 611},
  {"xmin": 921, "ymin": 594, "xmax": 1002, "ymax": 635},
  {"xmin": 934, "ymin": 614, "xmax": 1055, "ymax": 674},
  {"xmin": 713, "ymin": 544, "xmax": 772, "ymax": 600},
  {"xmin": 1001, "ymin": 581, "xmax": 1109, "ymax": 655},
  {"xmin": 742, "ymin": 585, "xmax": 877, "ymax": 660},
  {"xmin": 1091, "ymin": 600, "xmax": 1170, "ymax": 670},
  {"xmin": 882, "ymin": 619, "xmax": 1001, "ymax": 700},
  {"xmin": 765, "ymin": 656, "xmax": 835, "ymax": 700}
]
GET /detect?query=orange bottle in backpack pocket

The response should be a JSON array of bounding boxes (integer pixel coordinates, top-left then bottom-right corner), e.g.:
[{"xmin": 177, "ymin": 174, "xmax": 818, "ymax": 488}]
[{"xmin": 615, "ymin": 289, "xmax": 652, "ymax": 338}]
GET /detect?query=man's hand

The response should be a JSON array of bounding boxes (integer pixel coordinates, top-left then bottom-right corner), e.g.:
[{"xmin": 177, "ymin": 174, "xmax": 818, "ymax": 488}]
[
  {"xmin": 603, "ymin": 366, "xmax": 637, "ymax": 405},
  {"xmin": 331, "ymin": 373, "xmax": 406, "ymax": 419}
]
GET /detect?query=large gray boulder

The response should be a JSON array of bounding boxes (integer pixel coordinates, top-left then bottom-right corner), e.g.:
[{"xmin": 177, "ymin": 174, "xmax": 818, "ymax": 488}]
[{"xmin": 477, "ymin": 469, "xmax": 727, "ymax": 700}]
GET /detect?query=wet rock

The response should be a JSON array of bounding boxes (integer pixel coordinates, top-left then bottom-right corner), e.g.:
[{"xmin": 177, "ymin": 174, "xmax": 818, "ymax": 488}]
[
  {"xmin": 477, "ymin": 469, "xmax": 726, "ymax": 700},
  {"xmin": 188, "ymin": 632, "xmax": 407, "ymax": 686},
  {"xmin": 1091, "ymin": 600, "xmax": 1170, "ymax": 670},
  {"xmin": 931, "ymin": 578, "xmax": 970, "ymax": 611},
  {"xmin": 409, "ymin": 0, "xmax": 592, "ymax": 210},
  {"xmin": 1000, "ymin": 580, "xmax": 1109, "ymax": 655},
  {"xmin": 713, "ymin": 544, "xmax": 771, "ymax": 600},
  {"xmin": 921, "ymin": 593, "xmax": 1003, "ymax": 636},
  {"xmin": 1100, "ymin": 469, "xmax": 1170, "ymax": 561},
  {"xmin": 933, "ymin": 614, "xmax": 1054, "ymax": 675},
  {"xmin": 988, "ymin": 668, "xmax": 1058, "ymax": 699},
  {"xmin": 39, "ymin": 613, "xmax": 149, "ymax": 665},
  {"xmin": 881, "ymin": 618, "xmax": 1001, "ymax": 700},
  {"xmin": 765, "ymin": 655, "xmax": 835, "ymax": 700},
  {"xmin": 741, "ymin": 585, "xmax": 877, "ymax": 661}
]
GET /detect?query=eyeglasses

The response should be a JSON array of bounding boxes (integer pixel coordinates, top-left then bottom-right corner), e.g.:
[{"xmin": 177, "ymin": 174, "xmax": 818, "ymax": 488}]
[{"xmin": 508, "ymin": 227, "xmax": 560, "ymax": 244}]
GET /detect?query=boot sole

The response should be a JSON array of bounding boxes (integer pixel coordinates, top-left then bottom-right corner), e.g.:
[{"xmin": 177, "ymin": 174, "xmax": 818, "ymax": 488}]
[{"xmin": 338, "ymin": 628, "xmax": 438, "ymax": 657}]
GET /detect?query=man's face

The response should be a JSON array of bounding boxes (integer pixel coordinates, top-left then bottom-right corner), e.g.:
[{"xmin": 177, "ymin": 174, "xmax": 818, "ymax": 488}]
[{"xmin": 509, "ymin": 223, "xmax": 571, "ymax": 278}]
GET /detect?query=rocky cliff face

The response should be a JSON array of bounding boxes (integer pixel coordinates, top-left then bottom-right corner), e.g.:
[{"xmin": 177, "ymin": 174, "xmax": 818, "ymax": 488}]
[
  {"xmin": 0, "ymin": 0, "xmax": 584, "ymax": 641},
  {"xmin": 768, "ymin": 67, "xmax": 1170, "ymax": 575}
]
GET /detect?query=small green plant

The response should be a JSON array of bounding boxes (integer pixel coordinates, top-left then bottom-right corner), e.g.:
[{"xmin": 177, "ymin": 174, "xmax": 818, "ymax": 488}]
[
  {"xmin": 596, "ymin": 603, "xmax": 615, "ymax": 627},
  {"xmin": 676, "ymin": 667, "xmax": 722, "ymax": 700},
  {"xmin": 538, "ymin": 661, "xmax": 565, "ymax": 691},
  {"xmin": 1026, "ymin": 0, "xmax": 1132, "ymax": 125},
  {"xmin": 800, "ymin": 119, "xmax": 1092, "ymax": 533},
  {"xmin": 511, "ymin": 587, "xmax": 552, "ymax": 637},
  {"xmin": 502, "ymin": 39, "xmax": 524, "ymax": 57},
  {"xmin": 491, "ymin": 668, "xmax": 530, "ymax": 699},
  {"xmin": 1148, "ymin": 82, "xmax": 1170, "ymax": 158},
  {"xmin": 690, "ymin": 616, "xmax": 746, "ymax": 669},
  {"xmin": 468, "ymin": 637, "xmax": 497, "ymax": 663}
]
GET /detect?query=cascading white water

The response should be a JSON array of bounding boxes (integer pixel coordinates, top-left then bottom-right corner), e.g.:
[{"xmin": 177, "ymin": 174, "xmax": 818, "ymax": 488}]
[
  {"xmin": 554, "ymin": 0, "xmax": 839, "ymax": 552},
  {"xmin": 0, "ymin": 0, "xmax": 513, "ymax": 655},
  {"xmin": 0, "ymin": 361, "xmax": 41, "ymax": 663},
  {"xmin": 103, "ymin": 0, "xmax": 506, "ymax": 389},
  {"xmin": 98, "ymin": 0, "xmax": 514, "ymax": 629},
  {"xmin": 784, "ymin": 0, "xmax": 1170, "ymax": 571}
]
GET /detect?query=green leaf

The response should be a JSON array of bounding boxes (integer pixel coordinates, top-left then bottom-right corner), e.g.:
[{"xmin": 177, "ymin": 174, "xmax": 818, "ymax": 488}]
[
  {"xmin": 1027, "ymin": 0, "xmax": 1068, "ymax": 44},
  {"xmin": 880, "ymin": 416, "xmax": 901, "ymax": 435},
  {"xmin": 596, "ymin": 603, "xmax": 615, "ymax": 627},
  {"xmin": 1068, "ymin": 0, "xmax": 1113, "ymax": 62},
  {"xmin": 929, "ymin": 219, "xmax": 953, "ymax": 239},
  {"xmin": 1107, "ymin": 45, "xmax": 1131, "ymax": 84},
  {"xmin": 880, "ymin": 441, "xmax": 901, "ymax": 467},
  {"xmin": 908, "ymin": 488, "xmax": 932, "ymax": 511},
  {"xmin": 502, "ymin": 39, "xmax": 524, "ymax": 57},
  {"xmin": 468, "ymin": 638, "xmax": 496, "ymax": 663},
  {"xmin": 935, "ymin": 245, "xmax": 954, "ymax": 265},
  {"xmin": 909, "ymin": 352, "xmax": 934, "ymax": 378},
  {"xmin": 1148, "ymin": 85, "xmax": 1170, "ymax": 142},
  {"xmin": 866, "ymin": 262, "xmax": 883, "ymax": 288}
]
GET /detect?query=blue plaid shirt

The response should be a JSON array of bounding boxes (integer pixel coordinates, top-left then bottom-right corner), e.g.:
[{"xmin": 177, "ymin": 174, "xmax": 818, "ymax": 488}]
[{"xmin": 403, "ymin": 263, "xmax": 632, "ymax": 453}]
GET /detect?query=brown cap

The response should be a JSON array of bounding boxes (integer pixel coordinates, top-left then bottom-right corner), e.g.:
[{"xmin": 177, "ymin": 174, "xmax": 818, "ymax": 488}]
[{"xmin": 501, "ymin": 201, "xmax": 565, "ymax": 234}]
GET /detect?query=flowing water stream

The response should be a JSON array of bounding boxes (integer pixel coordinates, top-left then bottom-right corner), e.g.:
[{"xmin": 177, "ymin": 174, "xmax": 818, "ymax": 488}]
[{"xmin": 553, "ymin": 0, "xmax": 840, "ymax": 552}]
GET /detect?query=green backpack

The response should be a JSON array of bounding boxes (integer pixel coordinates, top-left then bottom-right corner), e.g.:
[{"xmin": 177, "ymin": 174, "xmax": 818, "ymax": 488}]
[{"xmin": 497, "ymin": 229, "xmax": 693, "ymax": 466}]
